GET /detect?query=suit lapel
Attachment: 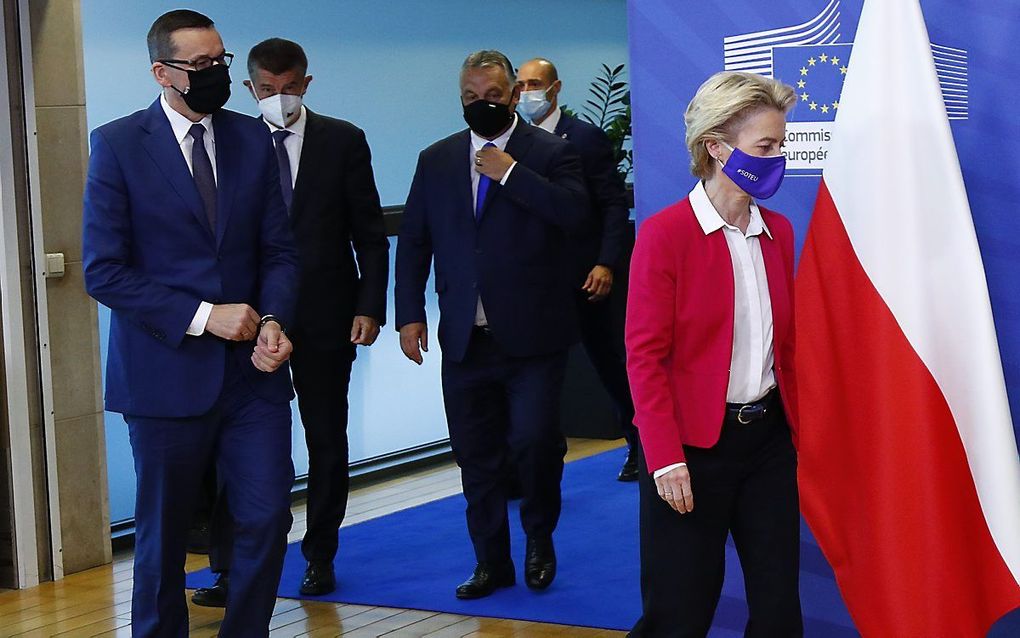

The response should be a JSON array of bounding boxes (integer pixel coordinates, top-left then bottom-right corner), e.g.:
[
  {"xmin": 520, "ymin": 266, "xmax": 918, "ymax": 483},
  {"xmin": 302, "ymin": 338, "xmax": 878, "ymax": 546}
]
[
  {"xmin": 289, "ymin": 109, "xmax": 321, "ymax": 222},
  {"xmin": 451, "ymin": 130, "xmax": 475, "ymax": 224},
  {"xmin": 211, "ymin": 111, "xmax": 238, "ymax": 247},
  {"xmin": 139, "ymin": 99, "xmax": 212, "ymax": 239},
  {"xmin": 553, "ymin": 112, "xmax": 573, "ymax": 139}
]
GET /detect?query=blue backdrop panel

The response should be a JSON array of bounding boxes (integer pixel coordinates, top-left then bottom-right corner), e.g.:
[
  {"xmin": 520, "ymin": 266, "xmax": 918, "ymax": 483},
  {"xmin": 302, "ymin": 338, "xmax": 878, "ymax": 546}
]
[{"xmin": 628, "ymin": 0, "xmax": 1020, "ymax": 440}]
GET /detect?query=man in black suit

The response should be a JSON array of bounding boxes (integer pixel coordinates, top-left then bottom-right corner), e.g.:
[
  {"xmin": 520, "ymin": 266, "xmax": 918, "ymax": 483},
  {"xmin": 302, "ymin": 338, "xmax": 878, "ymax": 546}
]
[
  {"xmin": 191, "ymin": 38, "xmax": 389, "ymax": 606},
  {"xmin": 396, "ymin": 50, "xmax": 589, "ymax": 599},
  {"xmin": 516, "ymin": 58, "xmax": 639, "ymax": 481}
]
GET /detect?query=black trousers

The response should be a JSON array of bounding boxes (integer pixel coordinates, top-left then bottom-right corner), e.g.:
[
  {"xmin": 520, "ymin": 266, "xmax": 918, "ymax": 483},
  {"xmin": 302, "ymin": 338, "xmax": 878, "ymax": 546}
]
[
  {"xmin": 207, "ymin": 343, "xmax": 356, "ymax": 571},
  {"xmin": 442, "ymin": 329, "xmax": 568, "ymax": 563},
  {"xmin": 574, "ymin": 290, "xmax": 638, "ymax": 447},
  {"xmin": 629, "ymin": 404, "xmax": 802, "ymax": 638},
  {"xmin": 292, "ymin": 344, "xmax": 356, "ymax": 563}
]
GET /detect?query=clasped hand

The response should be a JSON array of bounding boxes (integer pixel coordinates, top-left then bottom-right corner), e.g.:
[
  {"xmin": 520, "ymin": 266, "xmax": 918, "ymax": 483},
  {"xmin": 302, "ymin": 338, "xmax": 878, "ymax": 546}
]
[{"xmin": 205, "ymin": 303, "xmax": 292, "ymax": 372}]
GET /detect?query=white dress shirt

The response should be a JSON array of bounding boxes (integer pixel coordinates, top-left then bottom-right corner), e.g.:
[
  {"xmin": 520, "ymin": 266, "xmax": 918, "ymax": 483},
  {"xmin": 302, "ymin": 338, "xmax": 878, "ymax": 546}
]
[
  {"xmin": 160, "ymin": 94, "xmax": 217, "ymax": 336},
  {"xmin": 654, "ymin": 181, "xmax": 777, "ymax": 479},
  {"xmin": 263, "ymin": 104, "xmax": 307, "ymax": 187},
  {"xmin": 469, "ymin": 114, "xmax": 519, "ymax": 326},
  {"xmin": 535, "ymin": 106, "xmax": 562, "ymax": 134}
]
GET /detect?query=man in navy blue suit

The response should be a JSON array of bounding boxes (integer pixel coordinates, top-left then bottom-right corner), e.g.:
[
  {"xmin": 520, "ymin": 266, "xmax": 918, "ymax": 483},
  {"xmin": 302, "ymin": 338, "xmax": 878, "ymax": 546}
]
[
  {"xmin": 395, "ymin": 50, "xmax": 589, "ymax": 599},
  {"xmin": 82, "ymin": 10, "xmax": 298, "ymax": 637},
  {"xmin": 515, "ymin": 58, "xmax": 639, "ymax": 481}
]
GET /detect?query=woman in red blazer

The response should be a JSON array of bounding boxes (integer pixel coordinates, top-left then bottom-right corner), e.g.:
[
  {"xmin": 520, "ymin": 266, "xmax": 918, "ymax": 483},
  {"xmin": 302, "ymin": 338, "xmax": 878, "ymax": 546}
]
[{"xmin": 626, "ymin": 72, "xmax": 801, "ymax": 637}]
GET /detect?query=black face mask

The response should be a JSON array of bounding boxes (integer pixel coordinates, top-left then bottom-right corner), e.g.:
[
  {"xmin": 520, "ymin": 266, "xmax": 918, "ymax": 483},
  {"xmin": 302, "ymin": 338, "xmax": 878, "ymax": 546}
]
[
  {"xmin": 170, "ymin": 63, "xmax": 231, "ymax": 114},
  {"xmin": 463, "ymin": 98, "xmax": 514, "ymax": 138}
]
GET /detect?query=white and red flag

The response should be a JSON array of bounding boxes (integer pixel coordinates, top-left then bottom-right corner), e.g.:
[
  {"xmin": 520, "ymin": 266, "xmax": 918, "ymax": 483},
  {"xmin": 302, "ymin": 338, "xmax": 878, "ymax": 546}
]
[{"xmin": 795, "ymin": 0, "xmax": 1020, "ymax": 635}]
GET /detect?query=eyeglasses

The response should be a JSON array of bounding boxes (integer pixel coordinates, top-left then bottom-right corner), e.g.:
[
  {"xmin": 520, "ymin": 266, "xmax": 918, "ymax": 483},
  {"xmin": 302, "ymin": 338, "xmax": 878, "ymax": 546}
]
[{"xmin": 158, "ymin": 52, "xmax": 234, "ymax": 72}]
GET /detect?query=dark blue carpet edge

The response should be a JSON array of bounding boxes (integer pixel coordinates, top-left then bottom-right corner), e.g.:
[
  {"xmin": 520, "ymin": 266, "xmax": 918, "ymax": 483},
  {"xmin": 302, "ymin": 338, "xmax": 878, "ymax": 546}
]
[{"xmin": 184, "ymin": 449, "xmax": 874, "ymax": 635}]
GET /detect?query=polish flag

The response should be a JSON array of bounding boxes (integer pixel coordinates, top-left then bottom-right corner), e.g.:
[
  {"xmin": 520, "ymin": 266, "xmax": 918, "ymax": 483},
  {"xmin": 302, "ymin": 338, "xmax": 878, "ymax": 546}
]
[{"xmin": 794, "ymin": 0, "xmax": 1020, "ymax": 635}]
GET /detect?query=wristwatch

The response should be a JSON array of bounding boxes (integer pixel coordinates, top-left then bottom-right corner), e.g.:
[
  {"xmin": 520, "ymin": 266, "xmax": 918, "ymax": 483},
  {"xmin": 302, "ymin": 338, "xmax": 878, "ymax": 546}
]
[{"xmin": 258, "ymin": 314, "xmax": 285, "ymax": 334}]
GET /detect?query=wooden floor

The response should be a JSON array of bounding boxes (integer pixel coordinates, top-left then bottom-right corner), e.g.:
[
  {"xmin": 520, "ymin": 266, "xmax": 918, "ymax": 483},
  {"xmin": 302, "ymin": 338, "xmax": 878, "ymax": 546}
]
[{"xmin": 0, "ymin": 439, "xmax": 630, "ymax": 637}]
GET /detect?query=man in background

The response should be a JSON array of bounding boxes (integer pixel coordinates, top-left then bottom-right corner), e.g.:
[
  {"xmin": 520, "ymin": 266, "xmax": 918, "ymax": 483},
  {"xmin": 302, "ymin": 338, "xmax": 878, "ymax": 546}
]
[
  {"xmin": 516, "ymin": 57, "xmax": 638, "ymax": 480},
  {"xmin": 191, "ymin": 37, "xmax": 389, "ymax": 606},
  {"xmin": 82, "ymin": 10, "xmax": 298, "ymax": 636},
  {"xmin": 396, "ymin": 50, "xmax": 588, "ymax": 599}
]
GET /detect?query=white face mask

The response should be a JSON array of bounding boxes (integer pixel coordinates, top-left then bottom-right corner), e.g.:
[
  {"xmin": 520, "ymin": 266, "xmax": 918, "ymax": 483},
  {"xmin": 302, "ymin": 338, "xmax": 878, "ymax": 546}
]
[
  {"xmin": 257, "ymin": 92, "xmax": 303, "ymax": 128},
  {"xmin": 518, "ymin": 88, "xmax": 553, "ymax": 123}
]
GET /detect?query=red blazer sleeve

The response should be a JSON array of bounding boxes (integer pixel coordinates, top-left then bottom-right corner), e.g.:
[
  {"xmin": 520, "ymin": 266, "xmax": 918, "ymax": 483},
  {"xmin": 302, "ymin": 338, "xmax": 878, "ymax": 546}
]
[{"xmin": 626, "ymin": 214, "xmax": 686, "ymax": 471}]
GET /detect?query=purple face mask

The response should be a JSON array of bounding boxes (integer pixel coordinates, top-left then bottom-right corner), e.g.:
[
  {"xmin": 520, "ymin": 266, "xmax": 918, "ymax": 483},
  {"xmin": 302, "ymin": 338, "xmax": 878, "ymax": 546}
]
[{"xmin": 719, "ymin": 142, "xmax": 786, "ymax": 199}]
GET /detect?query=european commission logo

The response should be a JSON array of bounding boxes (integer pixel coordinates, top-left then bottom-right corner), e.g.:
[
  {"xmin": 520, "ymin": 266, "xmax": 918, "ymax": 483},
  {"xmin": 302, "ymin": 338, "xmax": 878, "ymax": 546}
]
[{"xmin": 723, "ymin": 0, "xmax": 969, "ymax": 175}]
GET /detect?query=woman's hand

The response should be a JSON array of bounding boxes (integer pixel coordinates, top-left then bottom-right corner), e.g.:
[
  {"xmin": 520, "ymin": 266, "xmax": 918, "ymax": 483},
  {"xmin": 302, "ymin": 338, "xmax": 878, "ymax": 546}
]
[{"xmin": 654, "ymin": 465, "xmax": 694, "ymax": 514}]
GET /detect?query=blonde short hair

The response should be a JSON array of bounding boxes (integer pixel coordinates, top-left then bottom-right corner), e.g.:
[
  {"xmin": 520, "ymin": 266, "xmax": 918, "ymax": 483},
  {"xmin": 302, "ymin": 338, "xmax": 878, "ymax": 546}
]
[{"xmin": 684, "ymin": 71, "xmax": 797, "ymax": 179}]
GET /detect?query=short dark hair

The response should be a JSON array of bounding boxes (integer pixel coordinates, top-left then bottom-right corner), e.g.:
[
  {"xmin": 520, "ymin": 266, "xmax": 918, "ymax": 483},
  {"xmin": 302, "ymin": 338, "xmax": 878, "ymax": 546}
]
[
  {"xmin": 461, "ymin": 50, "xmax": 515, "ymax": 88},
  {"xmin": 147, "ymin": 10, "xmax": 215, "ymax": 63},
  {"xmin": 247, "ymin": 38, "xmax": 308, "ymax": 77}
]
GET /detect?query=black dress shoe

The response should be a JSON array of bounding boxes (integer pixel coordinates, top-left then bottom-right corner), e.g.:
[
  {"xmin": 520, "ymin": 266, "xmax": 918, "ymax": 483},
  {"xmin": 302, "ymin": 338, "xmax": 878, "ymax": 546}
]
[
  {"xmin": 299, "ymin": 560, "xmax": 336, "ymax": 596},
  {"xmin": 191, "ymin": 572, "xmax": 228, "ymax": 608},
  {"xmin": 617, "ymin": 447, "xmax": 639, "ymax": 482},
  {"xmin": 524, "ymin": 537, "xmax": 556, "ymax": 590},
  {"xmin": 455, "ymin": 561, "xmax": 515, "ymax": 599}
]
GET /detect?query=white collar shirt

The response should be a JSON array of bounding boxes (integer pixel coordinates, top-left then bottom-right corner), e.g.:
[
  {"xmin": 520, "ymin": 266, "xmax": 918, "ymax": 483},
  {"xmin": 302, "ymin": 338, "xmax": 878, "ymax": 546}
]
[
  {"xmin": 160, "ymin": 93, "xmax": 217, "ymax": 183},
  {"xmin": 469, "ymin": 113, "xmax": 520, "ymax": 326},
  {"xmin": 160, "ymin": 93, "xmax": 217, "ymax": 336},
  {"xmin": 535, "ymin": 106, "xmax": 562, "ymax": 134},
  {"xmin": 263, "ymin": 104, "xmax": 307, "ymax": 188},
  {"xmin": 689, "ymin": 180, "xmax": 776, "ymax": 404}
]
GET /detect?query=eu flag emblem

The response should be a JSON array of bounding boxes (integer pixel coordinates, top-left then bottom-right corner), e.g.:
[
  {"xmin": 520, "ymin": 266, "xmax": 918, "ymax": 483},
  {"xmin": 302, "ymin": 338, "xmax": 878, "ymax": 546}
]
[{"xmin": 773, "ymin": 44, "xmax": 852, "ymax": 122}]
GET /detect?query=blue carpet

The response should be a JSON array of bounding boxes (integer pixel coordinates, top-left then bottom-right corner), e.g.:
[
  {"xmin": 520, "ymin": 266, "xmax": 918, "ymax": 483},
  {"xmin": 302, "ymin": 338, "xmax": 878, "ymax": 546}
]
[
  {"xmin": 185, "ymin": 451, "xmax": 893, "ymax": 632},
  {"xmin": 184, "ymin": 450, "xmax": 862, "ymax": 634},
  {"xmin": 185, "ymin": 447, "xmax": 1020, "ymax": 632}
]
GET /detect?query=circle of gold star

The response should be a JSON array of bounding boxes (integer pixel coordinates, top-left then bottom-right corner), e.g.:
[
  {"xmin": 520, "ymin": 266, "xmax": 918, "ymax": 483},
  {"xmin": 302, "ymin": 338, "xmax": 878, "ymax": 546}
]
[{"xmin": 794, "ymin": 50, "xmax": 848, "ymax": 115}]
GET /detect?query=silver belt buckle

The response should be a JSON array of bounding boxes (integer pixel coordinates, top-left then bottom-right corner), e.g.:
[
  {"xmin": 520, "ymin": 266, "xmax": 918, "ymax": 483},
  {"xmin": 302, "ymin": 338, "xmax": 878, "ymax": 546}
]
[{"xmin": 736, "ymin": 403, "xmax": 764, "ymax": 424}]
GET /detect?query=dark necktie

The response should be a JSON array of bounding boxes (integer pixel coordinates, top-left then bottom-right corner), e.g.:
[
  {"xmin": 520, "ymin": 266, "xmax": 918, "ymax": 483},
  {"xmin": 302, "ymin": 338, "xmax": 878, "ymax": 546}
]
[
  {"xmin": 189, "ymin": 123, "xmax": 217, "ymax": 231},
  {"xmin": 475, "ymin": 142, "xmax": 496, "ymax": 219},
  {"xmin": 272, "ymin": 129, "xmax": 294, "ymax": 209}
]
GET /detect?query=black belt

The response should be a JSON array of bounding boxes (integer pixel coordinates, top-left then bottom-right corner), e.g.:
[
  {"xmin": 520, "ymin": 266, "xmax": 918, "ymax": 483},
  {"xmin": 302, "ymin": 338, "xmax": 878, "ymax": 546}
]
[{"xmin": 725, "ymin": 389, "xmax": 778, "ymax": 424}]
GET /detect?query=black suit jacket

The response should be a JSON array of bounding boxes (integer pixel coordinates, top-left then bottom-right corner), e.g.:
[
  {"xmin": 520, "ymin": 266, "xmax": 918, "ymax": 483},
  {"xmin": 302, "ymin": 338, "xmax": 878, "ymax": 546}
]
[
  {"xmin": 395, "ymin": 121, "xmax": 590, "ymax": 362},
  {"xmin": 287, "ymin": 109, "xmax": 389, "ymax": 349},
  {"xmin": 553, "ymin": 112, "xmax": 630, "ymax": 283}
]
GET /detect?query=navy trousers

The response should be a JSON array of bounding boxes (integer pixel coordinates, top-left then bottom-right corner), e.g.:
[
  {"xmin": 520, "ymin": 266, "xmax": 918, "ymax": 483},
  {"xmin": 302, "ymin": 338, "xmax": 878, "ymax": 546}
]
[
  {"xmin": 442, "ymin": 329, "xmax": 568, "ymax": 564},
  {"xmin": 126, "ymin": 354, "xmax": 293, "ymax": 638},
  {"xmin": 204, "ymin": 343, "xmax": 356, "ymax": 574}
]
